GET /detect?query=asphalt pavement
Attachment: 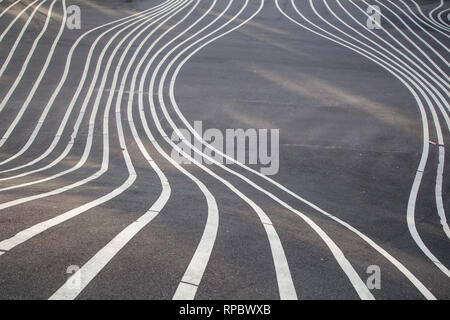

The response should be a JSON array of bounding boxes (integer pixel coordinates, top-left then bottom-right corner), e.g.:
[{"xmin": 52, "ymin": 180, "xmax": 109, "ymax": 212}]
[{"xmin": 0, "ymin": 0, "xmax": 448, "ymax": 300}]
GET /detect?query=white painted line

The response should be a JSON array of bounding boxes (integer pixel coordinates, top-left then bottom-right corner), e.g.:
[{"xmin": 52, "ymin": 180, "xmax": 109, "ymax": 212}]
[
  {"xmin": 0, "ymin": 0, "xmax": 67, "ymax": 149},
  {"xmin": 0, "ymin": 1, "xmax": 182, "ymax": 201},
  {"xmin": 155, "ymin": 0, "xmax": 373, "ymax": 300},
  {"xmin": 0, "ymin": 0, "xmax": 40, "ymax": 44},
  {"xmin": 273, "ymin": 0, "xmax": 442, "ymax": 297},
  {"xmin": 173, "ymin": 282, "xmax": 198, "ymax": 300},
  {"xmin": 437, "ymin": 8, "xmax": 449, "ymax": 27},
  {"xmin": 50, "ymin": 0, "xmax": 208, "ymax": 300},
  {"xmin": 0, "ymin": 0, "xmax": 22, "ymax": 19},
  {"xmin": 0, "ymin": 0, "xmax": 178, "ymax": 171},
  {"xmin": 157, "ymin": 0, "xmax": 441, "ymax": 299},
  {"xmin": 0, "ymin": 0, "xmax": 186, "ymax": 252},
  {"xmin": 151, "ymin": 0, "xmax": 298, "ymax": 300},
  {"xmin": 0, "ymin": 0, "xmax": 45, "ymax": 80},
  {"xmin": 390, "ymin": 1, "xmax": 449, "ymax": 52},
  {"xmin": 330, "ymin": 0, "xmax": 450, "ymax": 242},
  {"xmin": 409, "ymin": 0, "xmax": 450, "ymax": 33}
]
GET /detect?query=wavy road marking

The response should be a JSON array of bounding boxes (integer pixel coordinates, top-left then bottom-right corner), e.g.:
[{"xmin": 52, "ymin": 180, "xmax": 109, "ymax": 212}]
[{"xmin": 0, "ymin": 0, "xmax": 67, "ymax": 149}]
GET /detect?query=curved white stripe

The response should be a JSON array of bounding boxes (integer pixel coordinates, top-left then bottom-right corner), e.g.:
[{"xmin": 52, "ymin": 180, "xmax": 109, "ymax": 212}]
[
  {"xmin": 0, "ymin": 0, "xmax": 44, "ymax": 80},
  {"xmin": 276, "ymin": 0, "xmax": 445, "ymax": 294},
  {"xmin": 343, "ymin": 0, "xmax": 450, "ymax": 271},
  {"xmin": 317, "ymin": 0, "xmax": 450, "ymax": 242},
  {"xmin": 408, "ymin": 0, "xmax": 450, "ymax": 33},
  {"xmin": 162, "ymin": 0, "xmax": 437, "ymax": 299},
  {"xmin": 329, "ymin": 0, "xmax": 450, "ymax": 240},
  {"xmin": 0, "ymin": 0, "xmax": 67, "ymax": 148},
  {"xmin": 0, "ymin": 0, "xmax": 22, "ymax": 19},
  {"xmin": 392, "ymin": 1, "xmax": 450, "ymax": 51},
  {"xmin": 437, "ymin": 8, "xmax": 449, "ymax": 26},
  {"xmin": 0, "ymin": 0, "xmax": 177, "ymax": 170},
  {"xmin": 147, "ymin": 0, "xmax": 373, "ymax": 300},
  {"xmin": 0, "ymin": 1, "xmax": 182, "ymax": 196},
  {"xmin": 0, "ymin": 0, "xmax": 188, "ymax": 251},
  {"xmin": 0, "ymin": 0, "xmax": 40, "ymax": 42},
  {"xmin": 361, "ymin": 0, "xmax": 449, "ymax": 86},
  {"xmin": 149, "ymin": 0, "xmax": 296, "ymax": 299}
]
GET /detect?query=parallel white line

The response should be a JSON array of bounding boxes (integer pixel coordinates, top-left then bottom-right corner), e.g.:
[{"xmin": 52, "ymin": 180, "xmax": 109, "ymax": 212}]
[
  {"xmin": 153, "ymin": 0, "xmax": 297, "ymax": 300},
  {"xmin": 0, "ymin": 1, "xmax": 186, "ymax": 256},
  {"xmin": 348, "ymin": 0, "xmax": 450, "ymax": 272},
  {"xmin": 429, "ymin": 0, "xmax": 449, "ymax": 29},
  {"xmin": 0, "ymin": 0, "xmax": 67, "ymax": 148},
  {"xmin": 145, "ymin": 0, "xmax": 296, "ymax": 300},
  {"xmin": 0, "ymin": 0, "xmax": 43, "ymax": 79},
  {"xmin": 404, "ymin": 0, "xmax": 450, "ymax": 37},
  {"xmin": 394, "ymin": 1, "xmax": 450, "ymax": 48},
  {"xmin": 0, "ymin": 0, "xmax": 40, "ymax": 41},
  {"xmin": 0, "ymin": 0, "xmax": 22, "ymax": 19},
  {"xmin": 139, "ymin": 0, "xmax": 221, "ymax": 301},
  {"xmin": 437, "ymin": 8, "xmax": 449, "ymax": 27},
  {"xmin": 408, "ymin": 0, "xmax": 450, "ymax": 33},
  {"xmin": 276, "ymin": 0, "xmax": 443, "ymax": 295},
  {"xmin": 367, "ymin": 1, "xmax": 449, "ymax": 91},
  {"xmin": 333, "ymin": 0, "xmax": 450, "ymax": 126},
  {"xmin": 151, "ymin": 0, "xmax": 372, "ymax": 300},
  {"xmin": 304, "ymin": 0, "xmax": 448, "ymax": 280},
  {"xmin": 377, "ymin": 0, "xmax": 450, "ymax": 65},
  {"xmin": 0, "ymin": 1, "xmax": 181, "ymax": 197},
  {"xmin": 319, "ymin": 0, "xmax": 450, "ymax": 241},
  {"xmin": 50, "ymin": 0, "xmax": 201, "ymax": 300},
  {"xmin": 398, "ymin": 0, "xmax": 450, "ymax": 47},
  {"xmin": 169, "ymin": 0, "xmax": 440, "ymax": 299},
  {"xmin": 0, "ymin": 0, "xmax": 176, "ymax": 171},
  {"xmin": 330, "ymin": 0, "xmax": 450, "ymax": 240},
  {"xmin": 356, "ymin": 0, "xmax": 450, "ymax": 88},
  {"xmin": 429, "ymin": 0, "xmax": 444, "ymax": 21}
]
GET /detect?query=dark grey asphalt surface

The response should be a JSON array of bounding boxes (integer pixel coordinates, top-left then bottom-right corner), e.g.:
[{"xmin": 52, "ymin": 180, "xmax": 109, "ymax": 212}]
[{"xmin": 0, "ymin": 0, "xmax": 448, "ymax": 300}]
